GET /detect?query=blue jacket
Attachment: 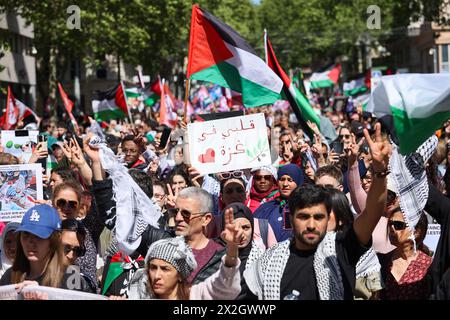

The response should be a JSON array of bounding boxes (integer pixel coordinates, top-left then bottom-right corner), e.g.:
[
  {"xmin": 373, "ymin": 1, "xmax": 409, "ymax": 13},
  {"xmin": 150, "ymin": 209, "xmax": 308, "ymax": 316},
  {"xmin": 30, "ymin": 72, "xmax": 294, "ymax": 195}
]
[{"xmin": 253, "ymin": 199, "xmax": 292, "ymax": 242}]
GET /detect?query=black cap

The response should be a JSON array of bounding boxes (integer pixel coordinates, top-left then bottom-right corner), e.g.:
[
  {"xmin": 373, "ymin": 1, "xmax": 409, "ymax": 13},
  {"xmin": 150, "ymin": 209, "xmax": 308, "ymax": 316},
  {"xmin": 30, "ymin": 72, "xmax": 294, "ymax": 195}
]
[{"xmin": 350, "ymin": 121, "xmax": 364, "ymax": 137}]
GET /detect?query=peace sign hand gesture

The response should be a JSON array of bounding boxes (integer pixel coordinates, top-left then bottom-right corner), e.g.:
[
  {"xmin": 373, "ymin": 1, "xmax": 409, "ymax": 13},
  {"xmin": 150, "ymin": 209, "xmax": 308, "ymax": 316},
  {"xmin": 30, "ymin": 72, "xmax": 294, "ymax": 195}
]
[
  {"xmin": 221, "ymin": 207, "xmax": 241, "ymax": 268},
  {"xmin": 346, "ymin": 133, "xmax": 365, "ymax": 164},
  {"xmin": 363, "ymin": 122, "xmax": 392, "ymax": 173}
]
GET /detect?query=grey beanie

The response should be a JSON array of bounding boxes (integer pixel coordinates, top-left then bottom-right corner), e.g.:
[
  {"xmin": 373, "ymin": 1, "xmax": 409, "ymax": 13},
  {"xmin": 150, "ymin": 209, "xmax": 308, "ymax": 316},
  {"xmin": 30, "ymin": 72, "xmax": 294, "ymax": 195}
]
[{"xmin": 145, "ymin": 236, "xmax": 197, "ymax": 279}]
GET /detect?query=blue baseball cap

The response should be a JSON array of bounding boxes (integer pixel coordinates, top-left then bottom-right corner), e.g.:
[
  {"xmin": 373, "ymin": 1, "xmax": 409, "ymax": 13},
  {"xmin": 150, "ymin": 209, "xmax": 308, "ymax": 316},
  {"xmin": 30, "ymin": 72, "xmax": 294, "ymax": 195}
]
[{"xmin": 16, "ymin": 204, "xmax": 62, "ymax": 239}]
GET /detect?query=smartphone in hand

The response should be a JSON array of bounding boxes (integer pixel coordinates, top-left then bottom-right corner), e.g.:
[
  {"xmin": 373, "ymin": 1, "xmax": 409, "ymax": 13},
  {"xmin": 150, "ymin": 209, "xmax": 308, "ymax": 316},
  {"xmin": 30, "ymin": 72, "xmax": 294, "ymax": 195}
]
[{"xmin": 159, "ymin": 127, "xmax": 172, "ymax": 150}]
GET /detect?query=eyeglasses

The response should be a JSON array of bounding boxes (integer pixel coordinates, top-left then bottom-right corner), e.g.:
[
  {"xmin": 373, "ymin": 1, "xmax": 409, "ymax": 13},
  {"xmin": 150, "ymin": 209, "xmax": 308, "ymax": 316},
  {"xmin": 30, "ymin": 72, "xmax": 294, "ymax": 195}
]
[
  {"xmin": 339, "ymin": 134, "xmax": 351, "ymax": 139},
  {"xmin": 168, "ymin": 208, "xmax": 207, "ymax": 220},
  {"xmin": 219, "ymin": 171, "xmax": 243, "ymax": 180},
  {"xmin": 56, "ymin": 199, "xmax": 78, "ymax": 210},
  {"xmin": 63, "ymin": 244, "xmax": 85, "ymax": 257},
  {"xmin": 388, "ymin": 220, "xmax": 407, "ymax": 231},
  {"xmin": 153, "ymin": 193, "xmax": 166, "ymax": 200},
  {"xmin": 254, "ymin": 175, "xmax": 273, "ymax": 181}
]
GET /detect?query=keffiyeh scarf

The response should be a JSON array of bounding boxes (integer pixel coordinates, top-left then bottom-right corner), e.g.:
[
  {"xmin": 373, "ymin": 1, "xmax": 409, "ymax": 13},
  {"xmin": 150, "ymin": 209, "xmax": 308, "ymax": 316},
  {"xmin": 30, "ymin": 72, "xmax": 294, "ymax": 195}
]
[
  {"xmin": 243, "ymin": 232, "xmax": 344, "ymax": 300},
  {"xmin": 89, "ymin": 136, "xmax": 162, "ymax": 256},
  {"xmin": 389, "ymin": 136, "xmax": 438, "ymax": 250}
]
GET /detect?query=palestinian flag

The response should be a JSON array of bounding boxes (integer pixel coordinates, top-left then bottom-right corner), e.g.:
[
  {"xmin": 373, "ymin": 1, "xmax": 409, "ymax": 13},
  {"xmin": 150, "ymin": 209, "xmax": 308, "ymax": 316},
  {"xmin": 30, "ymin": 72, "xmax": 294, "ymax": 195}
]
[
  {"xmin": 265, "ymin": 35, "xmax": 320, "ymax": 139},
  {"xmin": 143, "ymin": 79, "xmax": 162, "ymax": 107},
  {"xmin": 343, "ymin": 77, "xmax": 369, "ymax": 97},
  {"xmin": 310, "ymin": 64, "xmax": 341, "ymax": 89},
  {"xmin": 1, "ymin": 86, "xmax": 40, "ymax": 129},
  {"xmin": 366, "ymin": 73, "xmax": 450, "ymax": 155},
  {"xmin": 58, "ymin": 82, "xmax": 80, "ymax": 133},
  {"xmin": 353, "ymin": 93, "xmax": 371, "ymax": 111},
  {"xmin": 187, "ymin": 5, "xmax": 282, "ymax": 108},
  {"xmin": 159, "ymin": 81, "xmax": 178, "ymax": 128},
  {"xmin": 92, "ymin": 84, "xmax": 128, "ymax": 121}
]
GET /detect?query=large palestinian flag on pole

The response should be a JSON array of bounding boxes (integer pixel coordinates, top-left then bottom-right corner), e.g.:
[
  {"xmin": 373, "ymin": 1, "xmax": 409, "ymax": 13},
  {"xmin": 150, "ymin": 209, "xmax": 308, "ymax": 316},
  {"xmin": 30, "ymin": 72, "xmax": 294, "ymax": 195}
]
[
  {"xmin": 187, "ymin": 5, "xmax": 283, "ymax": 108},
  {"xmin": 366, "ymin": 73, "xmax": 450, "ymax": 155},
  {"xmin": 310, "ymin": 64, "xmax": 341, "ymax": 89},
  {"xmin": 265, "ymin": 35, "xmax": 320, "ymax": 138},
  {"xmin": 92, "ymin": 84, "xmax": 129, "ymax": 121}
]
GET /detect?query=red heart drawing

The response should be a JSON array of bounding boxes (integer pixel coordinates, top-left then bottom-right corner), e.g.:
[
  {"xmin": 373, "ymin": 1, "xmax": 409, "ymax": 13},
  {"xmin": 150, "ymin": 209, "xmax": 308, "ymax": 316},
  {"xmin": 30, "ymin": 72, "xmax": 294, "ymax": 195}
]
[{"xmin": 198, "ymin": 148, "xmax": 215, "ymax": 163}]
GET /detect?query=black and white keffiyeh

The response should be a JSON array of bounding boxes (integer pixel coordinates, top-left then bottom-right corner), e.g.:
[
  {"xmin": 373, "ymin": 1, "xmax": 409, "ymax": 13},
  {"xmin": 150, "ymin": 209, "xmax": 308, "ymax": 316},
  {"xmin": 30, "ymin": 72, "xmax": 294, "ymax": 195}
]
[
  {"xmin": 89, "ymin": 135, "xmax": 162, "ymax": 256},
  {"xmin": 356, "ymin": 248, "xmax": 381, "ymax": 279},
  {"xmin": 389, "ymin": 135, "xmax": 438, "ymax": 250},
  {"xmin": 243, "ymin": 232, "xmax": 344, "ymax": 300}
]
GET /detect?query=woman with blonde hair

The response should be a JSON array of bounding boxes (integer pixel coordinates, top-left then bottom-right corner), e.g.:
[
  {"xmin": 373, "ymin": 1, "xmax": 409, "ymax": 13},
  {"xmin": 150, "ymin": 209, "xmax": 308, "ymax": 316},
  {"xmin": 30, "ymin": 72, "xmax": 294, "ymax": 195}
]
[{"xmin": 0, "ymin": 204, "xmax": 92, "ymax": 292}]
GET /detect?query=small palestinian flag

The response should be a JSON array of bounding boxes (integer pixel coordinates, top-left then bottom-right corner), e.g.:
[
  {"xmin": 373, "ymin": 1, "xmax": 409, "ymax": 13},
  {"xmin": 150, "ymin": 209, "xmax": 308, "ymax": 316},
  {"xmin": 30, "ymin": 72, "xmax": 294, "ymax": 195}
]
[
  {"xmin": 343, "ymin": 77, "xmax": 369, "ymax": 97},
  {"xmin": 310, "ymin": 64, "xmax": 341, "ymax": 89},
  {"xmin": 265, "ymin": 34, "xmax": 320, "ymax": 138},
  {"xmin": 92, "ymin": 84, "xmax": 129, "ymax": 121},
  {"xmin": 366, "ymin": 73, "xmax": 450, "ymax": 154},
  {"xmin": 187, "ymin": 5, "xmax": 282, "ymax": 108}
]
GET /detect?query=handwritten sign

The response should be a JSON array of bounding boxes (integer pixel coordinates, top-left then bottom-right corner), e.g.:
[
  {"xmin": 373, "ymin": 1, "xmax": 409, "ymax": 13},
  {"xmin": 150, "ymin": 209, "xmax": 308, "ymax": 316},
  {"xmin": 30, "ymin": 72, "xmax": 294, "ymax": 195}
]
[{"xmin": 187, "ymin": 113, "xmax": 271, "ymax": 175}]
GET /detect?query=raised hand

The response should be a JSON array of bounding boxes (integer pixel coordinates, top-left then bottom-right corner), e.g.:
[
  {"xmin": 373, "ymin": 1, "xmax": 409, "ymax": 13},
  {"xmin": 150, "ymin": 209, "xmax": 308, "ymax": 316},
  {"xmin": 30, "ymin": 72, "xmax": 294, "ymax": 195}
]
[
  {"xmin": 220, "ymin": 207, "xmax": 243, "ymax": 247},
  {"xmin": 188, "ymin": 166, "xmax": 204, "ymax": 187},
  {"xmin": 346, "ymin": 133, "xmax": 365, "ymax": 164},
  {"xmin": 307, "ymin": 120, "xmax": 320, "ymax": 136},
  {"xmin": 83, "ymin": 137, "xmax": 101, "ymax": 163},
  {"xmin": 62, "ymin": 140, "xmax": 73, "ymax": 162},
  {"xmin": 363, "ymin": 122, "xmax": 391, "ymax": 173},
  {"xmin": 70, "ymin": 138, "xmax": 87, "ymax": 167},
  {"xmin": 166, "ymin": 184, "xmax": 177, "ymax": 209}
]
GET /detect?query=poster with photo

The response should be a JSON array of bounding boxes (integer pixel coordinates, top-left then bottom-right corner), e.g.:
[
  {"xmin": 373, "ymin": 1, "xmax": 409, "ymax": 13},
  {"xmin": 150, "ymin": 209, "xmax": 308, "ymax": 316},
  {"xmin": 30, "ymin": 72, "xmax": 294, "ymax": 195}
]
[
  {"xmin": 0, "ymin": 164, "xmax": 43, "ymax": 222},
  {"xmin": 1, "ymin": 130, "xmax": 39, "ymax": 163}
]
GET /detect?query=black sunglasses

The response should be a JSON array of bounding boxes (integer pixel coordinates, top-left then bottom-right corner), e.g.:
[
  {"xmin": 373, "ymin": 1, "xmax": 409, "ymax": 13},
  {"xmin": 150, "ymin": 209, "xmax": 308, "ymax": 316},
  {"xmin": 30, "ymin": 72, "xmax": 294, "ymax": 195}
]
[
  {"xmin": 254, "ymin": 175, "xmax": 273, "ymax": 181},
  {"xmin": 168, "ymin": 208, "xmax": 206, "ymax": 219},
  {"xmin": 63, "ymin": 244, "xmax": 85, "ymax": 257},
  {"xmin": 388, "ymin": 220, "xmax": 407, "ymax": 231},
  {"xmin": 339, "ymin": 134, "xmax": 351, "ymax": 139},
  {"xmin": 56, "ymin": 199, "xmax": 78, "ymax": 210}
]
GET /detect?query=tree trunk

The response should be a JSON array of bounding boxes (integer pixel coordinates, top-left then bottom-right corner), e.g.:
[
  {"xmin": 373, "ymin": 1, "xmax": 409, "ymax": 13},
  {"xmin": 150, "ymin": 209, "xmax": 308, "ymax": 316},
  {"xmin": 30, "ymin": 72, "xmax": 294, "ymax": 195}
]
[{"xmin": 48, "ymin": 45, "xmax": 58, "ymax": 120}]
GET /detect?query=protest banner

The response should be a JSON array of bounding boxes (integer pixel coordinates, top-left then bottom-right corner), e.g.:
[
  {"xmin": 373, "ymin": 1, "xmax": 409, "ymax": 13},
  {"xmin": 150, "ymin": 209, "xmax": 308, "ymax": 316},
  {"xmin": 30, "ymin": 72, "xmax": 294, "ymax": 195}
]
[
  {"xmin": 1, "ymin": 130, "xmax": 39, "ymax": 163},
  {"xmin": 187, "ymin": 113, "xmax": 271, "ymax": 175},
  {"xmin": 0, "ymin": 285, "xmax": 108, "ymax": 300},
  {"xmin": 0, "ymin": 164, "xmax": 43, "ymax": 222}
]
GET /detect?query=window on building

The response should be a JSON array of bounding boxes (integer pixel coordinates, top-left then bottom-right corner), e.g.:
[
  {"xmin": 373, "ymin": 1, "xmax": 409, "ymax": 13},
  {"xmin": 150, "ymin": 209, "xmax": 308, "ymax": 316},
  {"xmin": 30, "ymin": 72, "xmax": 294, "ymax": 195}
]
[{"xmin": 442, "ymin": 44, "xmax": 449, "ymax": 72}]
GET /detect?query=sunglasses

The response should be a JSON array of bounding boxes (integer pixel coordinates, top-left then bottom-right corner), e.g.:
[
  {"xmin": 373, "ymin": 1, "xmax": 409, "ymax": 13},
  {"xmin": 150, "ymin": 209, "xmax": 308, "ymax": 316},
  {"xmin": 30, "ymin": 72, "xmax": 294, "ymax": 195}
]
[
  {"xmin": 56, "ymin": 199, "xmax": 78, "ymax": 210},
  {"xmin": 168, "ymin": 208, "xmax": 207, "ymax": 220},
  {"xmin": 220, "ymin": 171, "xmax": 243, "ymax": 180},
  {"xmin": 254, "ymin": 175, "xmax": 273, "ymax": 181},
  {"xmin": 63, "ymin": 244, "xmax": 85, "ymax": 257},
  {"xmin": 388, "ymin": 220, "xmax": 407, "ymax": 231},
  {"xmin": 339, "ymin": 134, "xmax": 351, "ymax": 139}
]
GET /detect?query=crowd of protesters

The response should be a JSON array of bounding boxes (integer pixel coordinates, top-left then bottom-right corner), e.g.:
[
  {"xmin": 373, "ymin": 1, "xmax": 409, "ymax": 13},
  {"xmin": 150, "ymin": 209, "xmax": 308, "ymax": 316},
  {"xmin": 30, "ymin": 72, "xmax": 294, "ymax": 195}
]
[{"xmin": 0, "ymin": 94, "xmax": 449, "ymax": 301}]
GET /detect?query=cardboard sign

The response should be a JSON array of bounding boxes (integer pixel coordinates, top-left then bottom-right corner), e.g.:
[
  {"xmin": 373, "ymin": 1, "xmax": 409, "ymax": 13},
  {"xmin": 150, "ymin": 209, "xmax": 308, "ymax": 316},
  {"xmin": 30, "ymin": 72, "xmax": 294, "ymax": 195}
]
[
  {"xmin": 0, "ymin": 164, "xmax": 43, "ymax": 222},
  {"xmin": 1, "ymin": 130, "xmax": 39, "ymax": 163},
  {"xmin": 187, "ymin": 113, "xmax": 271, "ymax": 175}
]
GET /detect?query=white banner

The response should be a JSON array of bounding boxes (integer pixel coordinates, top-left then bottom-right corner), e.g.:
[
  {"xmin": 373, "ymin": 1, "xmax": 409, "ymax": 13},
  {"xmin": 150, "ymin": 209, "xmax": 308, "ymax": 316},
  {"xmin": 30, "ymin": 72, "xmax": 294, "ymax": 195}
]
[
  {"xmin": 0, "ymin": 164, "xmax": 43, "ymax": 222},
  {"xmin": 0, "ymin": 285, "xmax": 108, "ymax": 300},
  {"xmin": 187, "ymin": 113, "xmax": 271, "ymax": 175}
]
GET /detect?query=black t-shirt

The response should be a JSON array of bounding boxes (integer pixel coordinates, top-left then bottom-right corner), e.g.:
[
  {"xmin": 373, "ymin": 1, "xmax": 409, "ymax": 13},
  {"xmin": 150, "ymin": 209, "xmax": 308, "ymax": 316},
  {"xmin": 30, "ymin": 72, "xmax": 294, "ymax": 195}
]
[
  {"xmin": 279, "ymin": 225, "xmax": 370, "ymax": 300},
  {"xmin": 280, "ymin": 246, "xmax": 319, "ymax": 299}
]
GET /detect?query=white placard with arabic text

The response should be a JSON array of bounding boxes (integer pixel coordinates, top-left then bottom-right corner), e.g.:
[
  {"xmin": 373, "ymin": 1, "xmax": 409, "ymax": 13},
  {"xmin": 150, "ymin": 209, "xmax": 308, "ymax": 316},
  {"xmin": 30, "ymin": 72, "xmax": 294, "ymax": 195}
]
[{"xmin": 187, "ymin": 113, "xmax": 271, "ymax": 175}]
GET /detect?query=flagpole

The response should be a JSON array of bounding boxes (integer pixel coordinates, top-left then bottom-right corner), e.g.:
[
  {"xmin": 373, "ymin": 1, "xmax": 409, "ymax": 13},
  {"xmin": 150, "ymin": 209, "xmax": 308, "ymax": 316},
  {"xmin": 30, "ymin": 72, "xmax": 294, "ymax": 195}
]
[
  {"xmin": 120, "ymin": 81, "xmax": 133, "ymax": 125},
  {"xmin": 183, "ymin": 78, "xmax": 190, "ymax": 124},
  {"xmin": 264, "ymin": 28, "xmax": 268, "ymax": 65}
]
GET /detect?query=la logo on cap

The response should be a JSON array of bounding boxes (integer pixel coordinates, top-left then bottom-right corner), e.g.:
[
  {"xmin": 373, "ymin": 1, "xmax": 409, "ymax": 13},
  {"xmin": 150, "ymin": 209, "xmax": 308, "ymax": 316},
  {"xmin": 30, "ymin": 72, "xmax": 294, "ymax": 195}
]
[{"xmin": 30, "ymin": 210, "xmax": 40, "ymax": 222}]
